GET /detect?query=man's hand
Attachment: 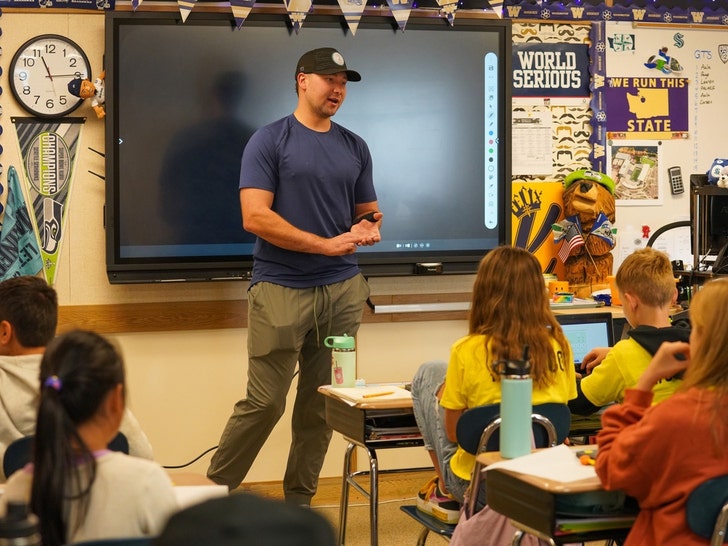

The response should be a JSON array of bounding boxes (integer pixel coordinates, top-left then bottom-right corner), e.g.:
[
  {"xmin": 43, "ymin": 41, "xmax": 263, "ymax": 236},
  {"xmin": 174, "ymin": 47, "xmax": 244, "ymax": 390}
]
[
  {"xmin": 350, "ymin": 211, "xmax": 383, "ymax": 247},
  {"xmin": 322, "ymin": 232, "xmax": 365, "ymax": 256},
  {"xmin": 580, "ymin": 347, "xmax": 610, "ymax": 374}
]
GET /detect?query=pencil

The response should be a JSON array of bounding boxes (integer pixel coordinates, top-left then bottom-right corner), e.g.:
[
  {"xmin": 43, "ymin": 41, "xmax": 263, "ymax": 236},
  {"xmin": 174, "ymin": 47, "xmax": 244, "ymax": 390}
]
[{"xmin": 362, "ymin": 391, "xmax": 395, "ymax": 399}]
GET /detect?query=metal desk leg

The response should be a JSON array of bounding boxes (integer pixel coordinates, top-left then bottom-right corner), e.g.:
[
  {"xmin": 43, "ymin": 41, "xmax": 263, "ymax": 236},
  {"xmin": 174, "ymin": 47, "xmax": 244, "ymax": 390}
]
[
  {"xmin": 336, "ymin": 441, "xmax": 381, "ymax": 546},
  {"xmin": 366, "ymin": 446, "xmax": 380, "ymax": 546},
  {"xmin": 338, "ymin": 442, "xmax": 357, "ymax": 546}
]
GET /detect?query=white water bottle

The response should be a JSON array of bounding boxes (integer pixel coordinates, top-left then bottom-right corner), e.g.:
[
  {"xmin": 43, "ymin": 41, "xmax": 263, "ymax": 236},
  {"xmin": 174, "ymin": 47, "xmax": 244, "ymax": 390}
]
[
  {"xmin": 324, "ymin": 334, "xmax": 356, "ymax": 388},
  {"xmin": 497, "ymin": 345, "xmax": 533, "ymax": 459}
]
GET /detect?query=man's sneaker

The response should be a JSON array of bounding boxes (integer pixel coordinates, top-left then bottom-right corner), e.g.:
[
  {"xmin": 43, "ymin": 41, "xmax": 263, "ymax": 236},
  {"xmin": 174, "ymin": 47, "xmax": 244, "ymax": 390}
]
[{"xmin": 416, "ymin": 476, "xmax": 461, "ymax": 524}]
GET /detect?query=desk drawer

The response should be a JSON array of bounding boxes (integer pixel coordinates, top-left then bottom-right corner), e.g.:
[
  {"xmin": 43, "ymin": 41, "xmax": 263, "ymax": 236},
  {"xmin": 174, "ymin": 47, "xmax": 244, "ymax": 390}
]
[
  {"xmin": 487, "ymin": 469, "xmax": 634, "ymax": 543},
  {"xmin": 324, "ymin": 396, "xmax": 422, "ymax": 448},
  {"xmin": 487, "ymin": 468, "xmax": 556, "ymax": 535}
]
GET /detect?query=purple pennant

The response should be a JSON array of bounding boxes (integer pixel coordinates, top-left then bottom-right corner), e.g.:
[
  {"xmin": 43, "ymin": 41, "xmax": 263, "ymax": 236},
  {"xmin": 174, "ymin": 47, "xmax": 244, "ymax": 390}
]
[
  {"xmin": 284, "ymin": 0, "xmax": 312, "ymax": 34},
  {"xmin": 385, "ymin": 0, "xmax": 413, "ymax": 32},
  {"xmin": 230, "ymin": 0, "xmax": 256, "ymax": 29},
  {"xmin": 337, "ymin": 0, "xmax": 367, "ymax": 36}
]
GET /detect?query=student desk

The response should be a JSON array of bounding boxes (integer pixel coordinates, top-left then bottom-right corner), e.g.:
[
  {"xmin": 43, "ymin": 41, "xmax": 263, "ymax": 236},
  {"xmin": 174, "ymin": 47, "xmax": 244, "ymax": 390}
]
[
  {"xmin": 477, "ymin": 449, "xmax": 636, "ymax": 545},
  {"xmin": 167, "ymin": 472, "xmax": 228, "ymax": 510},
  {"xmin": 319, "ymin": 386, "xmax": 423, "ymax": 546}
]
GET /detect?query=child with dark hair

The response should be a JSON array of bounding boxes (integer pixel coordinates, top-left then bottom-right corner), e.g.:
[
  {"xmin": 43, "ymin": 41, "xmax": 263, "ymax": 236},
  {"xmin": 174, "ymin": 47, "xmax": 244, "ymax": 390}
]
[
  {"xmin": 0, "ymin": 330, "xmax": 177, "ymax": 546},
  {"xmin": 0, "ymin": 276, "xmax": 154, "ymax": 482}
]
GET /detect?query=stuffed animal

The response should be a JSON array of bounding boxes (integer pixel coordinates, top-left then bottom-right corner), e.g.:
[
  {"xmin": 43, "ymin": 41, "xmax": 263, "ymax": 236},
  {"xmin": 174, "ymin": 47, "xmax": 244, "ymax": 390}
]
[
  {"xmin": 67, "ymin": 70, "xmax": 106, "ymax": 119},
  {"xmin": 554, "ymin": 169, "xmax": 617, "ymax": 288},
  {"xmin": 718, "ymin": 166, "xmax": 728, "ymax": 189}
]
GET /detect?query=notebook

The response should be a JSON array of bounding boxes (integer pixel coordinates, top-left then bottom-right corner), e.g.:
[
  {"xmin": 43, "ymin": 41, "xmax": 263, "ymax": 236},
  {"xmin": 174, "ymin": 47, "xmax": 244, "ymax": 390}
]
[{"xmin": 556, "ymin": 312, "xmax": 615, "ymax": 366}]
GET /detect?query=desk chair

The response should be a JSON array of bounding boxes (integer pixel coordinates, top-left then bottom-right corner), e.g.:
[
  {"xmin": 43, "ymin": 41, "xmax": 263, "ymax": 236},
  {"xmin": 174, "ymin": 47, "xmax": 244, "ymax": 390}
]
[
  {"xmin": 3, "ymin": 432, "xmax": 129, "ymax": 479},
  {"xmin": 461, "ymin": 403, "xmax": 570, "ymax": 518},
  {"xmin": 400, "ymin": 403, "xmax": 570, "ymax": 545},
  {"xmin": 686, "ymin": 474, "xmax": 728, "ymax": 546}
]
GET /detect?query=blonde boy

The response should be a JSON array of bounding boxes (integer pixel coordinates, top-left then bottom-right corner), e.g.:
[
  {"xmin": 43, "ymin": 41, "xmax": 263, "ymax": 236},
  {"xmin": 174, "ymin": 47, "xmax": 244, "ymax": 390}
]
[{"xmin": 569, "ymin": 248, "xmax": 689, "ymax": 415}]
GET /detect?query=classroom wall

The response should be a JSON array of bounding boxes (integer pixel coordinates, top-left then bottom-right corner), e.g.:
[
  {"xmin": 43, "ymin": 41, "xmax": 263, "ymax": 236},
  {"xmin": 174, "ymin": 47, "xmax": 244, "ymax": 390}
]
[{"xmin": 0, "ymin": 9, "xmax": 708, "ymax": 481}]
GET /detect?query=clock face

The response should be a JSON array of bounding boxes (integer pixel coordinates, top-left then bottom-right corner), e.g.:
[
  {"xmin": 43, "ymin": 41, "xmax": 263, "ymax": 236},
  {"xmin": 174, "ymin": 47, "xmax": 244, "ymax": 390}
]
[{"xmin": 10, "ymin": 34, "xmax": 92, "ymax": 118}]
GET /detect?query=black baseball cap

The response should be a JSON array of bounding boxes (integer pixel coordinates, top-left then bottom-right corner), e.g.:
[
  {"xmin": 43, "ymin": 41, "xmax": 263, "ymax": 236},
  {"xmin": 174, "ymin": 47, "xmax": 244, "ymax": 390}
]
[{"xmin": 295, "ymin": 47, "xmax": 361, "ymax": 82}]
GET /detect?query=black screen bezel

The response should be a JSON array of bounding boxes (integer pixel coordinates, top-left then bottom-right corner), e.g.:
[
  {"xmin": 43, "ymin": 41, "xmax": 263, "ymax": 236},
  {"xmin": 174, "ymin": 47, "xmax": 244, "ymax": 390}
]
[{"xmin": 104, "ymin": 10, "xmax": 512, "ymax": 283}]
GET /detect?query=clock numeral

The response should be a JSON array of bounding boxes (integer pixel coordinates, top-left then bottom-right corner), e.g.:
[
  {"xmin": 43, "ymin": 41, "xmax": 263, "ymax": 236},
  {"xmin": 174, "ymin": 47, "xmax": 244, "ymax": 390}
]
[
  {"xmin": 22, "ymin": 57, "xmax": 37, "ymax": 68},
  {"xmin": 45, "ymin": 98, "xmax": 56, "ymax": 110},
  {"xmin": 21, "ymin": 86, "xmax": 31, "ymax": 96}
]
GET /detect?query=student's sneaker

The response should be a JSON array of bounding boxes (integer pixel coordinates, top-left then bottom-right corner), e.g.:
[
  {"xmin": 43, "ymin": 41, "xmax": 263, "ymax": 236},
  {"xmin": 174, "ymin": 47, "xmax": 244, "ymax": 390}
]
[{"xmin": 416, "ymin": 476, "xmax": 461, "ymax": 524}]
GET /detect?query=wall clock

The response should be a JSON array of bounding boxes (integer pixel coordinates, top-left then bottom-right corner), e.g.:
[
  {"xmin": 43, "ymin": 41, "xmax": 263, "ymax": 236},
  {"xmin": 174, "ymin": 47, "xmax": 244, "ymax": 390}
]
[{"xmin": 9, "ymin": 34, "xmax": 92, "ymax": 118}]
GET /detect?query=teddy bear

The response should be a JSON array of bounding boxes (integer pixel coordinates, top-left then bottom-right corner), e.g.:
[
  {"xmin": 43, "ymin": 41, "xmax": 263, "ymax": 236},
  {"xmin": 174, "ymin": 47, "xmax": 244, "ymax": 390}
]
[
  {"xmin": 718, "ymin": 166, "xmax": 728, "ymax": 189},
  {"xmin": 554, "ymin": 169, "xmax": 617, "ymax": 288}
]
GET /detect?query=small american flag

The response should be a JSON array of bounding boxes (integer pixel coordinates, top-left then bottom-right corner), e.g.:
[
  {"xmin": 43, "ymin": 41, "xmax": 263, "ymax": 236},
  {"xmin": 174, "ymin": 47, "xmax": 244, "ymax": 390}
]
[{"xmin": 558, "ymin": 223, "xmax": 584, "ymax": 263}]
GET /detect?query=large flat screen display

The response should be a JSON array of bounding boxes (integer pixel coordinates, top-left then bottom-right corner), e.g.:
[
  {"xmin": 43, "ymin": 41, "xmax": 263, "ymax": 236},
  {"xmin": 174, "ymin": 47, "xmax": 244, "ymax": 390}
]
[{"xmin": 105, "ymin": 11, "xmax": 512, "ymax": 283}]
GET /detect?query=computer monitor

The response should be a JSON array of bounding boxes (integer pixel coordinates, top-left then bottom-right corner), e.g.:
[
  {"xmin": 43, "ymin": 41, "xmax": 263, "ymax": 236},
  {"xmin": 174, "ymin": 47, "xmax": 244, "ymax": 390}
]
[{"xmin": 556, "ymin": 312, "xmax": 615, "ymax": 367}]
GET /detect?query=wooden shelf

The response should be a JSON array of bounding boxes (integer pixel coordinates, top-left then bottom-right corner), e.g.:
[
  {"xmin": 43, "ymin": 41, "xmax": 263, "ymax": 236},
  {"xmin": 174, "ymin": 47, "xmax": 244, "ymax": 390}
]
[{"xmin": 57, "ymin": 292, "xmax": 472, "ymax": 334}]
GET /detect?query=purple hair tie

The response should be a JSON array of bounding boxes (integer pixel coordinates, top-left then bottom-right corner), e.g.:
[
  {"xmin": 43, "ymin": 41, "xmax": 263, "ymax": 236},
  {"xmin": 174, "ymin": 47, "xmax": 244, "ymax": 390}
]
[{"xmin": 44, "ymin": 375, "xmax": 62, "ymax": 392}]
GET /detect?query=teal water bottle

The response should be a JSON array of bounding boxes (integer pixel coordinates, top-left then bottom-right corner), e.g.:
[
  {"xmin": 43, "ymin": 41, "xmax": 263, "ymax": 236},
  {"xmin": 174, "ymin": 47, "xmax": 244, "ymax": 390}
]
[{"xmin": 497, "ymin": 346, "xmax": 533, "ymax": 459}]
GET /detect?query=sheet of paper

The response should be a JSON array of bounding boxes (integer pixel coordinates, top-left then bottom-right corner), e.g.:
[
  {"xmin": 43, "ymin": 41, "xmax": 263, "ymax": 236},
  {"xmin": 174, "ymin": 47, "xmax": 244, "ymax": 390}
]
[
  {"xmin": 485, "ymin": 444, "xmax": 597, "ymax": 483},
  {"xmin": 326, "ymin": 385, "xmax": 412, "ymax": 403},
  {"xmin": 174, "ymin": 485, "xmax": 228, "ymax": 509},
  {"xmin": 512, "ymin": 110, "xmax": 553, "ymax": 175}
]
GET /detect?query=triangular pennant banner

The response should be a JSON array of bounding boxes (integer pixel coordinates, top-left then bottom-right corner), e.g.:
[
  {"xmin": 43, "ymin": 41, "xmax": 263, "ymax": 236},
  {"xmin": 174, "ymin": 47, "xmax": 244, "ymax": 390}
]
[
  {"xmin": 131, "ymin": 0, "xmax": 143, "ymax": 10},
  {"xmin": 436, "ymin": 0, "xmax": 458, "ymax": 25},
  {"xmin": 284, "ymin": 0, "xmax": 312, "ymax": 34},
  {"xmin": 11, "ymin": 118, "xmax": 84, "ymax": 286},
  {"xmin": 489, "ymin": 0, "xmax": 503, "ymax": 17},
  {"xmin": 178, "ymin": 0, "xmax": 197, "ymax": 23},
  {"xmin": 230, "ymin": 0, "xmax": 256, "ymax": 29},
  {"xmin": 385, "ymin": 0, "xmax": 413, "ymax": 32},
  {"xmin": 337, "ymin": 0, "xmax": 368, "ymax": 35},
  {"xmin": 0, "ymin": 166, "xmax": 43, "ymax": 280}
]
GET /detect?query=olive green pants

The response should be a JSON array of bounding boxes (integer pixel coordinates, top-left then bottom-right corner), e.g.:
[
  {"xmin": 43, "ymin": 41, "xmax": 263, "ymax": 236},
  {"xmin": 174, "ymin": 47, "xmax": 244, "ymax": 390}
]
[{"xmin": 207, "ymin": 274, "xmax": 370, "ymax": 504}]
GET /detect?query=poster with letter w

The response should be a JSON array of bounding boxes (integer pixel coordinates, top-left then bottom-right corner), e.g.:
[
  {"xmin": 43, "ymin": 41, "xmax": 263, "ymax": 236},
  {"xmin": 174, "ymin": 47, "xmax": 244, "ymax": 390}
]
[{"xmin": 12, "ymin": 118, "xmax": 84, "ymax": 285}]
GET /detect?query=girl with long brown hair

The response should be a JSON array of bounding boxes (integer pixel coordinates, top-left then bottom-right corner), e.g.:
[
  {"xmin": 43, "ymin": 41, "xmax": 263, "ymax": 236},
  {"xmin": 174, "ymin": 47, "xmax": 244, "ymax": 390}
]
[{"xmin": 411, "ymin": 245, "xmax": 576, "ymax": 523}]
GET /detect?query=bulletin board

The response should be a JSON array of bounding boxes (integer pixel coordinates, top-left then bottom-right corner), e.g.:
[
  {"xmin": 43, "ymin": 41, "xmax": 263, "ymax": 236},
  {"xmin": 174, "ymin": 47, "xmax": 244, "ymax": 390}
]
[{"xmin": 604, "ymin": 21, "xmax": 728, "ymax": 177}]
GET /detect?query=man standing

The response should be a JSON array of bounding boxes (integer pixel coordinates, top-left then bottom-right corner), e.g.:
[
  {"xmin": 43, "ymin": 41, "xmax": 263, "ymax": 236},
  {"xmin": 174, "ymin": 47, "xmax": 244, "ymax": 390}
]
[{"xmin": 207, "ymin": 48, "xmax": 382, "ymax": 506}]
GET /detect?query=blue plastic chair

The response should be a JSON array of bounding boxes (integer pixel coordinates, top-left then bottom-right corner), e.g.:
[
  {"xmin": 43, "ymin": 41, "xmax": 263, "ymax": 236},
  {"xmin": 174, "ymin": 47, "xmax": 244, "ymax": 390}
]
[
  {"xmin": 400, "ymin": 403, "xmax": 570, "ymax": 544},
  {"xmin": 686, "ymin": 474, "xmax": 728, "ymax": 545},
  {"xmin": 3, "ymin": 432, "xmax": 129, "ymax": 479}
]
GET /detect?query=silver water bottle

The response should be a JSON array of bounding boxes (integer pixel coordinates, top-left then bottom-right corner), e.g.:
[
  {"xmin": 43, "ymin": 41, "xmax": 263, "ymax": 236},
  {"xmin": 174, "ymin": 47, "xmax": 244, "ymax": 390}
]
[{"xmin": 0, "ymin": 502, "xmax": 41, "ymax": 546}]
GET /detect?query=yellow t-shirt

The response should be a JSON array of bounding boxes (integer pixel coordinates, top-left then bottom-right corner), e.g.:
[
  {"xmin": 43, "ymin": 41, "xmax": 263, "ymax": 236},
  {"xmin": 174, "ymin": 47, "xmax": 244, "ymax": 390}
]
[
  {"xmin": 440, "ymin": 334, "xmax": 577, "ymax": 481},
  {"xmin": 580, "ymin": 336, "xmax": 682, "ymax": 407}
]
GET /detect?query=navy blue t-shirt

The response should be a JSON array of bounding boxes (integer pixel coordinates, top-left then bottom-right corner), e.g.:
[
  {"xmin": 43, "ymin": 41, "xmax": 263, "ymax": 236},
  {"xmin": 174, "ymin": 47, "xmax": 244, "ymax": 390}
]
[{"xmin": 239, "ymin": 114, "xmax": 376, "ymax": 288}]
